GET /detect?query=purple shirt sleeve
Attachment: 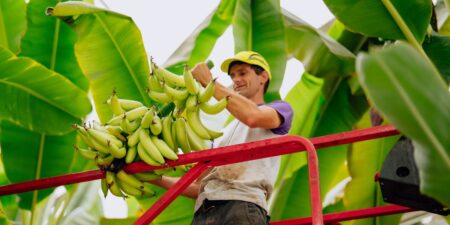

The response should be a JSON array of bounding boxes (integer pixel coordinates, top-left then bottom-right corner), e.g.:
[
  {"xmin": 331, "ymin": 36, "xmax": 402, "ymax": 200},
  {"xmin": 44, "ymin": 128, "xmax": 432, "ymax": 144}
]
[{"xmin": 265, "ymin": 100, "xmax": 293, "ymax": 135}]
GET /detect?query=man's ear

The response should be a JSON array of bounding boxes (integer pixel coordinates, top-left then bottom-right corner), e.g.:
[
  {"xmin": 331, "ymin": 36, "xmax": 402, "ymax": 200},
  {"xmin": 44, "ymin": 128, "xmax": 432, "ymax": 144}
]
[{"xmin": 260, "ymin": 71, "xmax": 269, "ymax": 85}]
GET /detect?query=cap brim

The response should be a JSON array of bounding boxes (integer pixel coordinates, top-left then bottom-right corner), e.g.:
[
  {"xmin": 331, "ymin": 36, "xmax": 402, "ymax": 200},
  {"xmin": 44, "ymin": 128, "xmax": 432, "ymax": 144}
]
[{"xmin": 220, "ymin": 58, "xmax": 240, "ymax": 74}]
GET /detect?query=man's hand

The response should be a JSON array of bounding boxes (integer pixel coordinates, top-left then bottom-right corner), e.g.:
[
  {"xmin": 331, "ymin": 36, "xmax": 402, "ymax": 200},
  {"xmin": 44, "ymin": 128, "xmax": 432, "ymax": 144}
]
[{"xmin": 191, "ymin": 63, "xmax": 213, "ymax": 87}]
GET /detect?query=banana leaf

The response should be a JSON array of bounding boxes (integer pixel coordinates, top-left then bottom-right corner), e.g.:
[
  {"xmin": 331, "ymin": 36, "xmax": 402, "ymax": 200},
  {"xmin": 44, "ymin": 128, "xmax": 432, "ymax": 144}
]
[
  {"xmin": 0, "ymin": 202, "xmax": 11, "ymax": 225},
  {"xmin": 323, "ymin": 0, "xmax": 432, "ymax": 43},
  {"xmin": 0, "ymin": 46, "xmax": 91, "ymax": 135},
  {"xmin": 283, "ymin": 10, "xmax": 356, "ymax": 78},
  {"xmin": 277, "ymin": 72, "xmax": 324, "ymax": 186},
  {"xmin": 343, "ymin": 112, "xmax": 401, "ymax": 225},
  {"xmin": 163, "ymin": 0, "xmax": 236, "ymax": 74},
  {"xmin": 48, "ymin": 1, "xmax": 151, "ymax": 123},
  {"xmin": 0, "ymin": 0, "xmax": 26, "ymax": 54},
  {"xmin": 271, "ymin": 80, "xmax": 368, "ymax": 220},
  {"xmin": 0, "ymin": 121, "xmax": 77, "ymax": 210},
  {"xmin": 233, "ymin": 0, "xmax": 286, "ymax": 102},
  {"xmin": 357, "ymin": 42, "xmax": 450, "ymax": 206},
  {"xmin": 20, "ymin": 0, "xmax": 88, "ymax": 91},
  {"xmin": 422, "ymin": 33, "xmax": 450, "ymax": 83}
]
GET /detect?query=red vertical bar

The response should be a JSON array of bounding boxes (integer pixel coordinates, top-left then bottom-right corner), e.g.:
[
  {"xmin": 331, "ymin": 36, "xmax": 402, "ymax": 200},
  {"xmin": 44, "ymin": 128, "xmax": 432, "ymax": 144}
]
[
  {"xmin": 302, "ymin": 138, "xmax": 324, "ymax": 225},
  {"xmin": 134, "ymin": 162, "xmax": 210, "ymax": 225}
]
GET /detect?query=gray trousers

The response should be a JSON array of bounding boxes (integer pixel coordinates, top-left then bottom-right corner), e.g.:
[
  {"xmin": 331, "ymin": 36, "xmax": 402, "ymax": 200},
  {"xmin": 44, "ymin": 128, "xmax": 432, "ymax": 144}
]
[{"xmin": 192, "ymin": 199, "xmax": 269, "ymax": 225}]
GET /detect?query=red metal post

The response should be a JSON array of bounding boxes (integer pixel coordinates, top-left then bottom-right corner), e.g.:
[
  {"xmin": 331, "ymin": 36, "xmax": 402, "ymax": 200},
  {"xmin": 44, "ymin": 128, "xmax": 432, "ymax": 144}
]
[
  {"xmin": 134, "ymin": 162, "xmax": 210, "ymax": 225},
  {"xmin": 270, "ymin": 205, "xmax": 413, "ymax": 225}
]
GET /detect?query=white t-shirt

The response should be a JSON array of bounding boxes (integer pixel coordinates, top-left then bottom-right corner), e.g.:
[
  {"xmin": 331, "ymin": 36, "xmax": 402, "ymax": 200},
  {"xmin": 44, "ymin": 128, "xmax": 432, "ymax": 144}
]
[{"xmin": 194, "ymin": 101, "xmax": 293, "ymax": 213}]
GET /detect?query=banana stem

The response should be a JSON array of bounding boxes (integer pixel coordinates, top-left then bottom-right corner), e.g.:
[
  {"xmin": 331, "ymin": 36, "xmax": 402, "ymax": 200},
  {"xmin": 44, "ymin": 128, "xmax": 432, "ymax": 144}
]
[
  {"xmin": 381, "ymin": 0, "xmax": 428, "ymax": 58},
  {"xmin": 30, "ymin": 134, "xmax": 46, "ymax": 225},
  {"xmin": 381, "ymin": 0, "xmax": 444, "ymax": 81}
]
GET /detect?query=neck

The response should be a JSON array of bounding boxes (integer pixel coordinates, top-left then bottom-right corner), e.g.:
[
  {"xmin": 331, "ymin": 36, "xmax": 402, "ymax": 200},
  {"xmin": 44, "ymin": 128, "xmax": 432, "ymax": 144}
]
[{"xmin": 249, "ymin": 93, "xmax": 265, "ymax": 105}]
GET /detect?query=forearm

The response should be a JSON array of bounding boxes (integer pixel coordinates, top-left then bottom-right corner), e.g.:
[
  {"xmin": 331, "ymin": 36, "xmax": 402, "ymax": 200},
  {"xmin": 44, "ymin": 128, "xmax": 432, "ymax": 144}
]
[
  {"xmin": 213, "ymin": 82, "xmax": 262, "ymax": 126},
  {"xmin": 149, "ymin": 176, "xmax": 200, "ymax": 199}
]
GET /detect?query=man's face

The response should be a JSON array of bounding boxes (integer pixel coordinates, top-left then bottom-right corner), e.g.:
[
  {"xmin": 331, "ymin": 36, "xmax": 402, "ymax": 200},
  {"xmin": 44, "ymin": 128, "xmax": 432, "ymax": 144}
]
[{"xmin": 229, "ymin": 63, "xmax": 264, "ymax": 98}]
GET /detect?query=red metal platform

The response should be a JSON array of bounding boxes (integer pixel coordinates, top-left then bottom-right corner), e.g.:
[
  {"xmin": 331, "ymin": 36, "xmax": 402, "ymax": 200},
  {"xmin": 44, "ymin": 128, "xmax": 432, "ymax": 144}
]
[{"xmin": 0, "ymin": 125, "xmax": 413, "ymax": 225}]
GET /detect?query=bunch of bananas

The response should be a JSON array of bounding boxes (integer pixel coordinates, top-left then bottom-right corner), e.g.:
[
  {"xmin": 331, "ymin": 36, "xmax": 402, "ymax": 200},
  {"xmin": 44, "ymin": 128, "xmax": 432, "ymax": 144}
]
[{"xmin": 72, "ymin": 61, "xmax": 227, "ymax": 198}]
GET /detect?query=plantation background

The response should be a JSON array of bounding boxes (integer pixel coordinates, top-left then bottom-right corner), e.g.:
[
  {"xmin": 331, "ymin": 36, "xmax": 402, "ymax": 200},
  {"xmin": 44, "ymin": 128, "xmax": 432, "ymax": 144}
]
[{"xmin": 0, "ymin": 0, "xmax": 448, "ymax": 225}]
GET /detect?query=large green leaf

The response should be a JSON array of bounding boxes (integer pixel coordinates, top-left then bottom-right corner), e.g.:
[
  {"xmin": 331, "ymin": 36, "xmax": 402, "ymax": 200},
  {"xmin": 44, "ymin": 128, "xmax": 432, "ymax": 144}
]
[
  {"xmin": 422, "ymin": 33, "xmax": 450, "ymax": 83},
  {"xmin": 343, "ymin": 112, "xmax": 401, "ymax": 225},
  {"xmin": 20, "ymin": 0, "xmax": 88, "ymax": 91},
  {"xmin": 164, "ymin": 0, "xmax": 236, "ymax": 73},
  {"xmin": 323, "ymin": 0, "xmax": 432, "ymax": 43},
  {"xmin": 0, "ymin": 47, "xmax": 91, "ymax": 135},
  {"xmin": 283, "ymin": 10, "xmax": 356, "ymax": 78},
  {"xmin": 277, "ymin": 72, "xmax": 324, "ymax": 186},
  {"xmin": 48, "ymin": 1, "xmax": 151, "ymax": 123},
  {"xmin": 233, "ymin": 0, "xmax": 286, "ymax": 102},
  {"xmin": 271, "ymin": 81, "xmax": 368, "ymax": 220},
  {"xmin": 357, "ymin": 42, "xmax": 450, "ymax": 206},
  {"xmin": 0, "ymin": 121, "xmax": 76, "ymax": 210},
  {"xmin": 0, "ymin": 0, "xmax": 26, "ymax": 54}
]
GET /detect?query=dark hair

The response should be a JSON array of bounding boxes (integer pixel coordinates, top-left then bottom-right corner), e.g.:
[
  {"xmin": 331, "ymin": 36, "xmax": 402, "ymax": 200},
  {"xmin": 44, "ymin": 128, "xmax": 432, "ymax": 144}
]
[{"xmin": 228, "ymin": 61, "xmax": 270, "ymax": 93}]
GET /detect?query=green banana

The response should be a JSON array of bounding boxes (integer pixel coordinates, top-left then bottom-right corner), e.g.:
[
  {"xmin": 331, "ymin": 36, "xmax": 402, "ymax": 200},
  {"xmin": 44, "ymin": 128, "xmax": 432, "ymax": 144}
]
[
  {"xmin": 171, "ymin": 121, "xmax": 179, "ymax": 153},
  {"xmin": 150, "ymin": 136, "xmax": 179, "ymax": 160},
  {"xmin": 199, "ymin": 97, "xmax": 228, "ymax": 114},
  {"xmin": 101, "ymin": 178, "xmax": 108, "ymax": 198},
  {"xmin": 185, "ymin": 94, "xmax": 198, "ymax": 112},
  {"xmin": 106, "ymin": 171, "xmax": 125, "ymax": 197},
  {"xmin": 87, "ymin": 128, "xmax": 123, "ymax": 148},
  {"xmin": 139, "ymin": 129, "xmax": 165, "ymax": 164},
  {"xmin": 127, "ymin": 127, "xmax": 142, "ymax": 147},
  {"xmin": 125, "ymin": 145, "xmax": 137, "ymax": 164},
  {"xmin": 90, "ymin": 138, "xmax": 111, "ymax": 154},
  {"xmin": 161, "ymin": 115, "xmax": 177, "ymax": 150},
  {"xmin": 174, "ymin": 118, "xmax": 191, "ymax": 153},
  {"xmin": 197, "ymin": 78, "xmax": 216, "ymax": 103},
  {"xmin": 116, "ymin": 170, "xmax": 145, "ymax": 189},
  {"xmin": 153, "ymin": 63, "xmax": 186, "ymax": 88},
  {"xmin": 120, "ymin": 116, "xmax": 132, "ymax": 134},
  {"xmin": 150, "ymin": 115, "xmax": 162, "ymax": 135},
  {"xmin": 118, "ymin": 99, "xmax": 144, "ymax": 111},
  {"xmin": 184, "ymin": 65, "xmax": 199, "ymax": 94},
  {"xmin": 106, "ymin": 115, "xmax": 122, "ymax": 126},
  {"xmin": 140, "ymin": 107, "xmax": 155, "ymax": 129},
  {"xmin": 105, "ymin": 125, "xmax": 127, "ymax": 142},
  {"xmin": 147, "ymin": 73, "xmax": 164, "ymax": 92},
  {"xmin": 134, "ymin": 171, "xmax": 162, "ymax": 181},
  {"xmin": 137, "ymin": 142, "xmax": 161, "ymax": 166},
  {"xmin": 73, "ymin": 125, "xmax": 95, "ymax": 149},
  {"xmin": 96, "ymin": 154, "xmax": 114, "ymax": 166},
  {"xmin": 125, "ymin": 106, "xmax": 148, "ymax": 121},
  {"xmin": 108, "ymin": 142, "xmax": 126, "ymax": 159},
  {"xmin": 186, "ymin": 109, "xmax": 211, "ymax": 140},
  {"xmin": 148, "ymin": 90, "xmax": 172, "ymax": 103},
  {"xmin": 185, "ymin": 124, "xmax": 208, "ymax": 151},
  {"xmin": 74, "ymin": 145, "xmax": 98, "ymax": 160},
  {"xmin": 116, "ymin": 178, "xmax": 144, "ymax": 197},
  {"xmin": 110, "ymin": 91, "xmax": 125, "ymax": 116},
  {"xmin": 164, "ymin": 84, "xmax": 189, "ymax": 100}
]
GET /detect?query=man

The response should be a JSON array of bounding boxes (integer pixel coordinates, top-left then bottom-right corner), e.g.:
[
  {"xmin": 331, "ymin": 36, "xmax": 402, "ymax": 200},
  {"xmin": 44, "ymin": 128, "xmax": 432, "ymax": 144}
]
[{"xmin": 152, "ymin": 51, "xmax": 293, "ymax": 224}]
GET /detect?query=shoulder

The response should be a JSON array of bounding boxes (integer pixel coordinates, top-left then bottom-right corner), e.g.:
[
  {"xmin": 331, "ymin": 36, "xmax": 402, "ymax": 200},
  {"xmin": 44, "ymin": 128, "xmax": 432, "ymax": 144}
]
[{"xmin": 265, "ymin": 100, "xmax": 293, "ymax": 135}]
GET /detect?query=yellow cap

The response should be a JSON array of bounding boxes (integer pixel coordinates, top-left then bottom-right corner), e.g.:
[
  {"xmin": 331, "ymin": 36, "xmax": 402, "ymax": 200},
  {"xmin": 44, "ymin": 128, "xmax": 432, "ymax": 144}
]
[{"xmin": 221, "ymin": 51, "xmax": 271, "ymax": 80}]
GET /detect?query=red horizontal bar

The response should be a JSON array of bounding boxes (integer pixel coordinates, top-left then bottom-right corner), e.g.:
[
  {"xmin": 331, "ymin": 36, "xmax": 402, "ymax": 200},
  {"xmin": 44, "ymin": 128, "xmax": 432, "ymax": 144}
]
[
  {"xmin": 0, "ymin": 170, "xmax": 104, "ymax": 197},
  {"xmin": 270, "ymin": 205, "xmax": 414, "ymax": 225},
  {"xmin": 0, "ymin": 125, "xmax": 398, "ymax": 196}
]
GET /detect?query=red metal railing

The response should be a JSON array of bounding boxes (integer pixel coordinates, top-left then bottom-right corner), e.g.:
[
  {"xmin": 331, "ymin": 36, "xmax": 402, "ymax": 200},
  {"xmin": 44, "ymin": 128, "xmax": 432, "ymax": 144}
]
[{"xmin": 0, "ymin": 125, "xmax": 409, "ymax": 225}]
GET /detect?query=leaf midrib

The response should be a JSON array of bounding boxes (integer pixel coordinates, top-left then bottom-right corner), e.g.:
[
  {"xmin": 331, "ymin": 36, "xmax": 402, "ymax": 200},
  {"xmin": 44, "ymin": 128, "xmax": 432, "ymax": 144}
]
[
  {"xmin": 374, "ymin": 55, "xmax": 450, "ymax": 167},
  {"xmin": 95, "ymin": 13, "xmax": 149, "ymax": 106}
]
